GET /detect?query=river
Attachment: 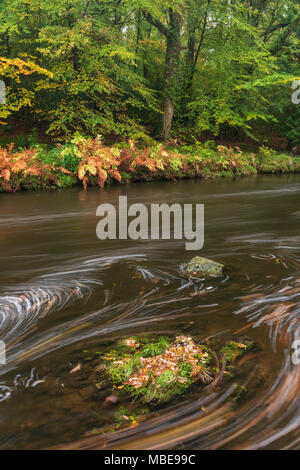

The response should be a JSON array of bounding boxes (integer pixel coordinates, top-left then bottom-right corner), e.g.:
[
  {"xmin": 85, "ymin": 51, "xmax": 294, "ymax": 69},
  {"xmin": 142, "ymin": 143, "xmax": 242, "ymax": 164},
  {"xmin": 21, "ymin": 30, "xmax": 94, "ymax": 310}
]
[{"xmin": 0, "ymin": 175, "xmax": 300, "ymax": 450}]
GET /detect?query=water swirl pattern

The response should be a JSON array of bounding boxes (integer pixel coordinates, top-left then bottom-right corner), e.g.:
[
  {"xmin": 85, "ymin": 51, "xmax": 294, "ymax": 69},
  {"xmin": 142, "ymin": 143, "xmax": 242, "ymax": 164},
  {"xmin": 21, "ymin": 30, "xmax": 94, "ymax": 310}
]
[{"xmin": 0, "ymin": 176, "xmax": 300, "ymax": 450}]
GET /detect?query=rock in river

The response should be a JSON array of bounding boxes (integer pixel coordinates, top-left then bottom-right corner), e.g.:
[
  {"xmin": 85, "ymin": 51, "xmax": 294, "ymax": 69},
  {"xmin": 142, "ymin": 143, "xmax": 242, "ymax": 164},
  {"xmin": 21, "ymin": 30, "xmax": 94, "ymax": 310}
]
[{"xmin": 185, "ymin": 256, "xmax": 224, "ymax": 279}]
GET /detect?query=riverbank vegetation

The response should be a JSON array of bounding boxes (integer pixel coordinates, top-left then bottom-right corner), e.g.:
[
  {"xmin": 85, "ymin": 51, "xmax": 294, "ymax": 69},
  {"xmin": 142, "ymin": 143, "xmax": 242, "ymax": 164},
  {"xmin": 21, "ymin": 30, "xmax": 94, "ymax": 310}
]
[
  {"xmin": 0, "ymin": 1, "xmax": 299, "ymax": 192},
  {"xmin": 0, "ymin": 137, "xmax": 300, "ymax": 192},
  {"xmin": 0, "ymin": 1, "xmax": 299, "ymax": 146}
]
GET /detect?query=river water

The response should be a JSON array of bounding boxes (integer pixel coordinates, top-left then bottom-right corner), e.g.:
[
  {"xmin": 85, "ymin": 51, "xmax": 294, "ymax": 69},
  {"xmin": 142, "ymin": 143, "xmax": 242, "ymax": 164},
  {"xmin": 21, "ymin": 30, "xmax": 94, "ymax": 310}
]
[{"xmin": 0, "ymin": 175, "xmax": 300, "ymax": 450}]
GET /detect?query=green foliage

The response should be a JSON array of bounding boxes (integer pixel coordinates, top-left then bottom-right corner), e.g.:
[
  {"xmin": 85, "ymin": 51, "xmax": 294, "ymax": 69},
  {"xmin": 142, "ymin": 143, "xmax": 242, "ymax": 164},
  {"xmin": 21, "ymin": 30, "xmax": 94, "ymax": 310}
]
[
  {"xmin": 1, "ymin": 138, "xmax": 300, "ymax": 192},
  {"xmin": 99, "ymin": 335, "xmax": 256, "ymax": 405},
  {"xmin": 107, "ymin": 356, "xmax": 142, "ymax": 384},
  {"xmin": 0, "ymin": 0, "xmax": 298, "ymax": 142},
  {"xmin": 257, "ymin": 145, "xmax": 295, "ymax": 173},
  {"xmin": 221, "ymin": 341, "xmax": 253, "ymax": 363},
  {"xmin": 0, "ymin": 56, "xmax": 52, "ymax": 123},
  {"xmin": 102, "ymin": 335, "xmax": 214, "ymax": 404},
  {"xmin": 139, "ymin": 337, "xmax": 171, "ymax": 357}
]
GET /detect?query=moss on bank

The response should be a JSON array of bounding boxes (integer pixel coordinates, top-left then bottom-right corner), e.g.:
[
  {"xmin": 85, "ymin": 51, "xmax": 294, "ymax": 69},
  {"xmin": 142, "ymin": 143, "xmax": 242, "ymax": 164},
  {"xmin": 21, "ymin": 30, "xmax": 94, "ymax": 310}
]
[{"xmin": 0, "ymin": 138, "xmax": 299, "ymax": 193}]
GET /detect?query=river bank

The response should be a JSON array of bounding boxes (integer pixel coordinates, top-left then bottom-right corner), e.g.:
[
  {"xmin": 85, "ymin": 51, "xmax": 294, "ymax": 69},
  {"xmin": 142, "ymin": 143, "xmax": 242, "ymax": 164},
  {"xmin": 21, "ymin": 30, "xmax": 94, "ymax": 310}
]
[{"xmin": 1, "ymin": 136, "xmax": 300, "ymax": 193}]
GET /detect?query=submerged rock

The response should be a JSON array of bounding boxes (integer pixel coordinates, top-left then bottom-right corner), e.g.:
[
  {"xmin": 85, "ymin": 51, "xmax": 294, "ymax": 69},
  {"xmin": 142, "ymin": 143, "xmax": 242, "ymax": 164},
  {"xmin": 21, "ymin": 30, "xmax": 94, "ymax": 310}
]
[{"xmin": 185, "ymin": 256, "xmax": 224, "ymax": 279}]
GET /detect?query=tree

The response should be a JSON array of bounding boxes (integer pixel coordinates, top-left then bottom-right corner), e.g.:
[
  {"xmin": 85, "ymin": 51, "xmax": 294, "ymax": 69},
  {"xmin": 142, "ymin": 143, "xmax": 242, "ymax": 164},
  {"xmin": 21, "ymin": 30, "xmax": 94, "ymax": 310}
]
[
  {"xmin": 144, "ymin": 6, "xmax": 182, "ymax": 140},
  {"xmin": 0, "ymin": 56, "xmax": 51, "ymax": 123},
  {"xmin": 0, "ymin": 0, "xmax": 299, "ymax": 145}
]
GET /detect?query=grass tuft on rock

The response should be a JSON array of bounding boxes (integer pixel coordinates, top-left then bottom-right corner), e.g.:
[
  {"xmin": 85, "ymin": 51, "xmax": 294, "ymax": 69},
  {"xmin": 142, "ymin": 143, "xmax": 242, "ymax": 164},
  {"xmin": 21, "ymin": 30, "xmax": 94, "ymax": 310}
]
[{"xmin": 101, "ymin": 336, "xmax": 213, "ymax": 404}]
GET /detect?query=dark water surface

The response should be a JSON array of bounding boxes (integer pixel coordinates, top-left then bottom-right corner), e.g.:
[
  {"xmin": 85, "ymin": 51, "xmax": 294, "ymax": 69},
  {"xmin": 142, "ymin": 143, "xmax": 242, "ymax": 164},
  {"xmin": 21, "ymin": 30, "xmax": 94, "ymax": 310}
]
[{"xmin": 0, "ymin": 175, "xmax": 300, "ymax": 450}]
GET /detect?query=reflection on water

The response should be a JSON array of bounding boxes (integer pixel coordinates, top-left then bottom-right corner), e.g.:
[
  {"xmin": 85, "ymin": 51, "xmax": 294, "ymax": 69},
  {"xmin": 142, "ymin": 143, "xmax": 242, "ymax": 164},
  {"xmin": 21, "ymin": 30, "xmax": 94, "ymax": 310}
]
[{"xmin": 0, "ymin": 175, "xmax": 300, "ymax": 449}]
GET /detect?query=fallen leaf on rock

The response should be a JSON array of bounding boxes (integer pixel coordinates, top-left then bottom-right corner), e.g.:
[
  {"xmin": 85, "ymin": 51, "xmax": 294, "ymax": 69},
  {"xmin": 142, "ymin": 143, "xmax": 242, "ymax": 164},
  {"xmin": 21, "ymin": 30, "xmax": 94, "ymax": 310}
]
[{"xmin": 70, "ymin": 363, "xmax": 81, "ymax": 374}]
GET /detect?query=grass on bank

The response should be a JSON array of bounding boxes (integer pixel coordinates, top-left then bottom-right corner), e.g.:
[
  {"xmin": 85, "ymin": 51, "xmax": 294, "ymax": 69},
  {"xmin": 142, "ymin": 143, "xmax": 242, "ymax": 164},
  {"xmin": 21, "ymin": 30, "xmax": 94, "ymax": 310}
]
[{"xmin": 0, "ymin": 135, "xmax": 299, "ymax": 192}]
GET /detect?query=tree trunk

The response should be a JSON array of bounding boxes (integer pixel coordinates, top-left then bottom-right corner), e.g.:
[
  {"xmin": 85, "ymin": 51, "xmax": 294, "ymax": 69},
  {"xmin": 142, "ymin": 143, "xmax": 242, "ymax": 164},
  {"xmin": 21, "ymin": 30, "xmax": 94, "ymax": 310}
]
[
  {"xmin": 164, "ymin": 9, "xmax": 181, "ymax": 140},
  {"xmin": 144, "ymin": 8, "xmax": 182, "ymax": 140},
  {"xmin": 164, "ymin": 98, "xmax": 175, "ymax": 140},
  {"xmin": 187, "ymin": 0, "xmax": 210, "ymax": 91},
  {"xmin": 185, "ymin": 30, "xmax": 195, "ymax": 92}
]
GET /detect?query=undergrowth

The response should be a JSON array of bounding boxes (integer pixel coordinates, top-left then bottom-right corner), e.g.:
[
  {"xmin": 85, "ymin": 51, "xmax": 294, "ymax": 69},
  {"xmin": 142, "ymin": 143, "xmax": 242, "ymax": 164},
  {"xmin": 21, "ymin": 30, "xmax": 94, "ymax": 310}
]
[{"xmin": 1, "ymin": 136, "xmax": 299, "ymax": 192}]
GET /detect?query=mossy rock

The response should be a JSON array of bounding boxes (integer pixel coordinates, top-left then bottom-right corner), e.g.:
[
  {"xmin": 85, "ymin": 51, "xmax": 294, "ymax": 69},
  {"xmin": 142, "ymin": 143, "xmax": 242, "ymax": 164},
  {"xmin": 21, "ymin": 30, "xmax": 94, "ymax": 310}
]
[
  {"xmin": 221, "ymin": 340, "xmax": 253, "ymax": 363},
  {"xmin": 185, "ymin": 256, "xmax": 224, "ymax": 279},
  {"xmin": 97, "ymin": 336, "xmax": 254, "ymax": 406},
  {"xmin": 100, "ymin": 336, "xmax": 214, "ymax": 404}
]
